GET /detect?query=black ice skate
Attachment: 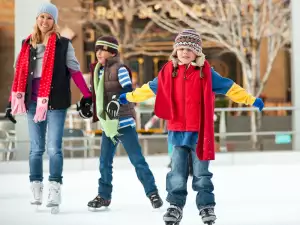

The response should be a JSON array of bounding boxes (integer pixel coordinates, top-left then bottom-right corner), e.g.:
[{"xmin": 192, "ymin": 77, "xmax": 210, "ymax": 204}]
[
  {"xmin": 149, "ymin": 192, "xmax": 163, "ymax": 208},
  {"xmin": 199, "ymin": 207, "xmax": 217, "ymax": 225},
  {"xmin": 87, "ymin": 195, "xmax": 111, "ymax": 211},
  {"xmin": 163, "ymin": 205, "xmax": 183, "ymax": 225}
]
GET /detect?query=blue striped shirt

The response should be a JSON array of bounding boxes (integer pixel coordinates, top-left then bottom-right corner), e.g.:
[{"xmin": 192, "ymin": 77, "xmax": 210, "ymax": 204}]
[{"xmin": 98, "ymin": 66, "xmax": 136, "ymax": 129}]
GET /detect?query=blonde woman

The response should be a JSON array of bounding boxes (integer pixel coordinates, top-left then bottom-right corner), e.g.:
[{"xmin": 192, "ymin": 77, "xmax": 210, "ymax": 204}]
[{"xmin": 5, "ymin": 3, "xmax": 92, "ymax": 213}]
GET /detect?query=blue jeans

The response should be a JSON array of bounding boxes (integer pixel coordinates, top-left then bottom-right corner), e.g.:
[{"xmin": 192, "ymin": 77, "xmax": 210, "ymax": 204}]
[
  {"xmin": 98, "ymin": 126, "xmax": 158, "ymax": 200},
  {"xmin": 166, "ymin": 146, "xmax": 215, "ymax": 210},
  {"xmin": 27, "ymin": 102, "xmax": 67, "ymax": 184}
]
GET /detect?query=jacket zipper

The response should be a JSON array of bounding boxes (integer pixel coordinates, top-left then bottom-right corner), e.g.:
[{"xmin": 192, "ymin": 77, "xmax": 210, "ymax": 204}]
[{"xmin": 183, "ymin": 67, "xmax": 188, "ymax": 130}]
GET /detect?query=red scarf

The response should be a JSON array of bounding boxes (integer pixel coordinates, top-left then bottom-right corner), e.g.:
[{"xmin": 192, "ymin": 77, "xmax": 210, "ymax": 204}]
[
  {"xmin": 11, "ymin": 33, "xmax": 57, "ymax": 122},
  {"xmin": 155, "ymin": 60, "xmax": 215, "ymax": 160}
]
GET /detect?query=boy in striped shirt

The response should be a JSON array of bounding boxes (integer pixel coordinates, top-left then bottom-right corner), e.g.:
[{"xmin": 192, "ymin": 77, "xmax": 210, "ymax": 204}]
[{"xmin": 86, "ymin": 36, "xmax": 163, "ymax": 211}]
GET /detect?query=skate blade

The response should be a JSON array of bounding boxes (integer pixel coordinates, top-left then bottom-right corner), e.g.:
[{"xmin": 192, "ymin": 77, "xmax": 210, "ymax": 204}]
[
  {"xmin": 203, "ymin": 216, "xmax": 216, "ymax": 224},
  {"xmin": 204, "ymin": 222, "xmax": 215, "ymax": 225},
  {"xmin": 31, "ymin": 201, "xmax": 42, "ymax": 205},
  {"xmin": 46, "ymin": 203, "xmax": 60, "ymax": 214},
  {"xmin": 164, "ymin": 218, "xmax": 180, "ymax": 225},
  {"xmin": 165, "ymin": 222, "xmax": 180, "ymax": 225},
  {"xmin": 46, "ymin": 202, "xmax": 59, "ymax": 207},
  {"xmin": 50, "ymin": 206, "xmax": 60, "ymax": 214},
  {"xmin": 152, "ymin": 203, "xmax": 163, "ymax": 209},
  {"xmin": 88, "ymin": 206, "xmax": 109, "ymax": 212}
]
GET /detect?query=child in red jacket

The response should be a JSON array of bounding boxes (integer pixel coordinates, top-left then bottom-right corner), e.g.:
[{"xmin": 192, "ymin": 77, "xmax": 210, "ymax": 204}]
[{"xmin": 119, "ymin": 29, "xmax": 264, "ymax": 225}]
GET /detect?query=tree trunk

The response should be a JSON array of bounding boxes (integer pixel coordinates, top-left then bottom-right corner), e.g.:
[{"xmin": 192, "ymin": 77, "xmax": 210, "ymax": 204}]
[
  {"xmin": 250, "ymin": 111, "xmax": 257, "ymax": 149},
  {"xmin": 244, "ymin": 66, "xmax": 259, "ymax": 150},
  {"xmin": 118, "ymin": 47, "xmax": 125, "ymax": 63},
  {"xmin": 254, "ymin": 44, "xmax": 263, "ymax": 151},
  {"xmin": 256, "ymin": 111, "xmax": 263, "ymax": 150}
]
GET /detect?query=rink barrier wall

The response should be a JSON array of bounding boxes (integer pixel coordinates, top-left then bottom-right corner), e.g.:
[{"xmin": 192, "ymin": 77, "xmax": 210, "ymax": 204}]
[{"xmin": 1, "ymin": 151, "xmax": 300, "ymax": 174}]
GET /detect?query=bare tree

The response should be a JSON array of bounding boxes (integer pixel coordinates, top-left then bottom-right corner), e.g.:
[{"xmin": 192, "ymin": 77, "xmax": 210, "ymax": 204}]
[
  {"xmin": 144, "ymin": 0, "xmax": 291, "ymax": 149},
  {"xmin": 59, "ymin": 0, "xmax": 171, "ymax": 62}
]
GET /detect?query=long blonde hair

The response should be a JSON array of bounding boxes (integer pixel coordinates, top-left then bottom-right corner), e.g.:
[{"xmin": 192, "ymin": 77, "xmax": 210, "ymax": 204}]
[{"xmin": 30, "ymin": 23, "xmax": 60, "ymax": 48}]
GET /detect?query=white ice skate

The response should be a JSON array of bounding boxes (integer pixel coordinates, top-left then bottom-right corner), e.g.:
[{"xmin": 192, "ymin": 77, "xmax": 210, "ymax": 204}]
[
  {"xmin": 30, "ymin": 181, "xmax": 43, "ymax": 206},
  {"xmin": 46, "ymin": 181, "xmax": 61, "ymax": 214}
]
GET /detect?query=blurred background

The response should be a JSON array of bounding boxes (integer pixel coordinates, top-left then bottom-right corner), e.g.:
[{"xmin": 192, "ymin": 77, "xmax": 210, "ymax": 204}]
[
  {"xmin": 2, "ymin": 2, "xmax": 300, "ymax": 225},
  {"xmin": 0, "ymin": 0, "xmax": 298, "ymax": 162}
]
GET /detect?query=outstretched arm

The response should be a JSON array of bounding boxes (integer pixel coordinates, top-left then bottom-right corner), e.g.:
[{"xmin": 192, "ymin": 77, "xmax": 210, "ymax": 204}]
[
  {"xmin": 121, "ymin": 77, "xmax": 158, "ymax": 104},
  {"xmin": 211, "ymin": 68, "xmax": 264, "ymax": 110},
  {"xmin": 212, "ymin": 68, "xmax": 255, "ymax": 105}
]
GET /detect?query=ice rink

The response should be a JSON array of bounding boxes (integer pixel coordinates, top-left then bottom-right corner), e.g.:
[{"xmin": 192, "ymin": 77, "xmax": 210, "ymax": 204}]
[{"xmin": 1, "ymin": 153, "xmax": 300, "ymax": 225}]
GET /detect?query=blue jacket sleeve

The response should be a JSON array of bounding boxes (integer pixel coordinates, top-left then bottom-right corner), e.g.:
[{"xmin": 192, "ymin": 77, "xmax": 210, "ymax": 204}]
[
  {"xmin": 119, "ymin": 85, "xmax": 133, "ymax": 95},
  {"xmin": 149, "ymin": 77, "xmax": 158, "ymax": 94},
  {"xmin": 211, "ymin": 68, "xmax": 256, "ymax": 105},
  {"xmin": 211, "ymin": 68, "xmax": 234, "ymax": 94}
]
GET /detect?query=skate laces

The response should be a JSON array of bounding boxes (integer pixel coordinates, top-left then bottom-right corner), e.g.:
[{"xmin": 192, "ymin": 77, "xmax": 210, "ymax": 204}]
[
  {"xmin": 31, "ymin": 182, "xmax": 42, "ymax": 200},
  {"xmin": 168, "ymin": 205, "xmax": 182, "ymax": 218},
  {"xmin": 200, "ymin": 208, "xmax": 215, "ymax": 216},
  {"xmin": 207, "ymin": 208, "xmax": 214, "ymax": 215},
  {"xmin": 94, "ymin": 196, "xmax": 107, "ymax": 204},
  {"xmin": 48, "ymin": 182, "xmax": 60, "ymax": 201},
  {"xmin": 95, "ymin": 196, "xmax": 103, "ymax": 202},
  {"xmin": 149, "ymin": 193, "xmax": 160, "ymax": 202}
]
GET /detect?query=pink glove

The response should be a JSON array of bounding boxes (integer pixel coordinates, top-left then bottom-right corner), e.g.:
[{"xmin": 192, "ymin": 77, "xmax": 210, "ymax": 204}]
[
  {"xmin": 33, "ymin": 97, "xmax": 48, "ymax": 123},
  {"xmin": 11, "ymin": 92, "xmax": 26, "ymax": 115}
]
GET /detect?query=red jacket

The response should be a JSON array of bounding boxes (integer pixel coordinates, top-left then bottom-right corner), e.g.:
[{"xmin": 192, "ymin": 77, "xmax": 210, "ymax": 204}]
[{"xmin": 155, "ymin": 61, "xmax": 215, "ymax": 160}]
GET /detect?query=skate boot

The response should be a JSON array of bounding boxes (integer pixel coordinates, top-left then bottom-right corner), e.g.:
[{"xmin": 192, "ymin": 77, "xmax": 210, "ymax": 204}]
[
  {"xmin": 199, "ymin": 207, "xmax": 216, "ymax": 225},
  {"xmin": 46, "ymin": 181, "xmax": 61, "ymax": 214},
  {"xmin": 87, "ymin": 195, "xmax": 111, "ymax": 211},
  {"xmin": 30, "ymin": 181, "xmax": 43, "ymax": 205},
  {"xmin": 149, "ymin": 192, "xmax": 163, "ymax": 208},
  {"xmin": 163, "ymin": 205, "xmax": 183, "ymax": 225}
]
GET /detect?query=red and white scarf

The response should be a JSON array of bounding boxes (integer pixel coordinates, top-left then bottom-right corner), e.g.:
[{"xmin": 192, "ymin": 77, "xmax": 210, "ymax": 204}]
[{"xmin": 11, "ymin": 33, "xmax": 57, "ymax": 123}]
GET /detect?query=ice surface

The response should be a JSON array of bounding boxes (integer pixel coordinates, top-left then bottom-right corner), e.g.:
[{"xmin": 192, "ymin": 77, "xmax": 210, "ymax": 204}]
[{"xmin": 0, "ymin": 155, "xmax": 300, "ymax": 225}]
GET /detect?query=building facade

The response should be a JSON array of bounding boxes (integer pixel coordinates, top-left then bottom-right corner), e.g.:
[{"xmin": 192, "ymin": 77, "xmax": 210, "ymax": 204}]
[
  {"xmin": 3, "ymin": 0, "xmax": 291, "ymax": 112},
  {"xmin": 55, "ymin": 0, "xmax": 292, "ymax": 105}
]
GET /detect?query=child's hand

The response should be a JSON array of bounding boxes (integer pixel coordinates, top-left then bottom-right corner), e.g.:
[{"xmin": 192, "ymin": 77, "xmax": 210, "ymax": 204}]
[
  {"xmin": 119, "ymin": 93, "xmax": 128, "ymax": 104},
  {"xmin": 106, "ymin": 95, "xmax": 120, "ymax": 119},
  {"xmin": 253, "ymin": 98, "xmax": 264, "ymax": 111},
  {"xmin": 77, "ymin": 96, "xmax": 93, "ymax": 119}
]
